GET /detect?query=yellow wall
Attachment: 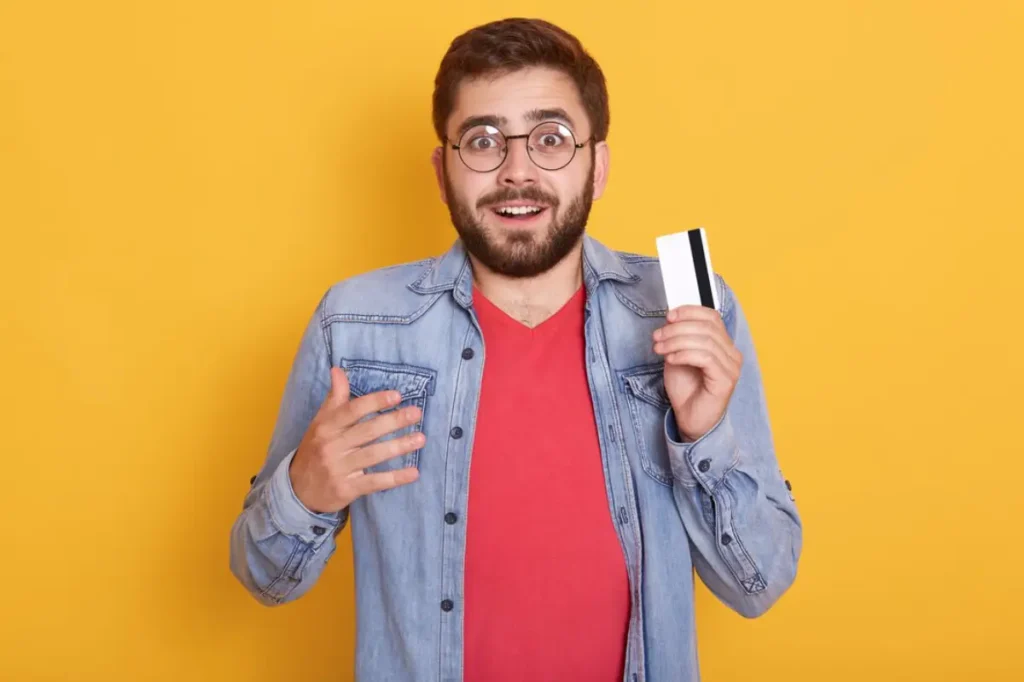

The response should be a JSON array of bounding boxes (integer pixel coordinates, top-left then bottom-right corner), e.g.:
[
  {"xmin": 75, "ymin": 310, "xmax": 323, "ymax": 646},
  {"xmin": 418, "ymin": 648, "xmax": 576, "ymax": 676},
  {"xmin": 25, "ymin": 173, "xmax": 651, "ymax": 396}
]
[{"xmin": 2, "ymin": 1, "xmax": 1022, "ymax": 680}]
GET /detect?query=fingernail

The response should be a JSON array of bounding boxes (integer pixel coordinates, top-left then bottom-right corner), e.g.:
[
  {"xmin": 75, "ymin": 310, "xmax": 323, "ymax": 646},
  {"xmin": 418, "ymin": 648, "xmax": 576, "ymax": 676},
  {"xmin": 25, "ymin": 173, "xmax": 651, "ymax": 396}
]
[
  {"xmin": 390, "ymin": 391, "xmax": 401, "ymax": 405},
  {"xmin": 667, "ymin": 310, "xmax": 676, "ymax": 322},
  {"xmin": 653, "ymin": 329, "xmax": 662, "ymax": 341}
]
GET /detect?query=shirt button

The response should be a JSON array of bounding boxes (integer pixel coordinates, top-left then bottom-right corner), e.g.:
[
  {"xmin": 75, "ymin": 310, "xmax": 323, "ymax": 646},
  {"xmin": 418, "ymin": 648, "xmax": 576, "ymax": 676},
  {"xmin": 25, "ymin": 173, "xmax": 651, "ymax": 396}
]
[
  {"xmin": 450, "ymin": 426, "xmax": 463, "ymax": 439},
  {"xmin": 721, "ymin": 533, "xmax": 732, "ymax": 545},
  {"xmin": 249, "ymin": 475, "xmax": 257, "ymax": 485},
  {"xmin": 445, "ymin": 512, "xmax": 458, "ymax": 525},
  {"xmin": 785, "ymin": 479, "xmax": 792, "ymax": 491},
  {"xmin": 312, "ymin": 526, "xmax": 327, "ymax": 536},
  {"xmin": 461, "ymin": 347, "xmax": 475, "ymax": 360},
  {"xmin": 441, "ymin": 599, "xmax": 454, "ymax": 612},
  {"xmin": 697, "ymin": 458, "xmax": 711, "ymax": 473}
]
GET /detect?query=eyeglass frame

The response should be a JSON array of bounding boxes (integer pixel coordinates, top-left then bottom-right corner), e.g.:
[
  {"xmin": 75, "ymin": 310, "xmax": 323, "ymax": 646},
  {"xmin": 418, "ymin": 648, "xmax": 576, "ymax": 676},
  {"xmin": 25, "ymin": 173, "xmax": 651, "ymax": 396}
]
[{"xmin": 444, "ymin": 120, "xmax": 593, "ymax": 173}]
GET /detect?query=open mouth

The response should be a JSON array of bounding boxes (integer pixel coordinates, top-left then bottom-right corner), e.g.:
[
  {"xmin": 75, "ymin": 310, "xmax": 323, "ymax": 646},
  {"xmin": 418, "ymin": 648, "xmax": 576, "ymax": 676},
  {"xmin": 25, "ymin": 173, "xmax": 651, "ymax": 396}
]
[{"xmin": 490, "ymin": 204, "xmax": 549, "ymax": 223}]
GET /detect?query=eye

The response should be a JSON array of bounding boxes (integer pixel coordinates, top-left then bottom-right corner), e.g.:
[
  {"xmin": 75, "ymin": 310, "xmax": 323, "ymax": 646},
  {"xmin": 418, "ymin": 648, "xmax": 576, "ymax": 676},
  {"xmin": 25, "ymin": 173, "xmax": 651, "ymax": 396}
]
[
  {"xmin": 469, "ymin": 136, "xmax": 498, "ymax": 150},
  {"xmin": 460, "ymin": 125, "xmax": 504, "ymax": 154},
  {"xmin": 530, "ymin": 122, "xmax": 574, "ymax": 153}
]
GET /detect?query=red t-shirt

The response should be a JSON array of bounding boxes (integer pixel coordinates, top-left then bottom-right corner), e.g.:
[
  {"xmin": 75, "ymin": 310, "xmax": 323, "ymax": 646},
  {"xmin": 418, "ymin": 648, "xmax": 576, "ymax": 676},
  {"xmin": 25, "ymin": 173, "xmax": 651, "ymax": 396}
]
[{"xmin": 463, "ymin": 285, "xmax": 630, "ymax": 682}]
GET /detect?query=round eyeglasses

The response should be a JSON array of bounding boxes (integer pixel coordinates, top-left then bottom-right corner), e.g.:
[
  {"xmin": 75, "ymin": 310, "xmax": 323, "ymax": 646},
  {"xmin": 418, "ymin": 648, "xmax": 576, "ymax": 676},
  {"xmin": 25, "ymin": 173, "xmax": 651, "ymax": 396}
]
[{"xmin": 447, "ymin": 121, "xmax": 591, "ymax": 173}]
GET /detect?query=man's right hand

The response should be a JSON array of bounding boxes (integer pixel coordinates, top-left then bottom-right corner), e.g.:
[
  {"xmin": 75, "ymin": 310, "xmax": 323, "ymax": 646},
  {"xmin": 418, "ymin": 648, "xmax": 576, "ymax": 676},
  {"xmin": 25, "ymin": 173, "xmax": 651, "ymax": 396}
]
[{"xmin": 289, "ymin": 366, "xmax": 424, "ymax": 514}]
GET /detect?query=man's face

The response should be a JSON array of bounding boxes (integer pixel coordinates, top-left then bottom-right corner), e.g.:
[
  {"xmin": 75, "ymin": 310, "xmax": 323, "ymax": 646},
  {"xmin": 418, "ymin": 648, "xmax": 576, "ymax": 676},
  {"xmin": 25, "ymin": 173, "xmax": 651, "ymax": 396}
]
[{"xmin": 432, "ymin": 67, "xmax": 609, "ymax": 278}]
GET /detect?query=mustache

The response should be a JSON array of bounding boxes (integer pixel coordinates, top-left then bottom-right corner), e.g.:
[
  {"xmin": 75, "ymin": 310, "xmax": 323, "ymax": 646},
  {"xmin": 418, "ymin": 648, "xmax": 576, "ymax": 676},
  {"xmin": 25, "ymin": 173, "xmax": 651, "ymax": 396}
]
[{"xmin": 477, "ymin": 187, "xmax": 559, "ymax": 210}]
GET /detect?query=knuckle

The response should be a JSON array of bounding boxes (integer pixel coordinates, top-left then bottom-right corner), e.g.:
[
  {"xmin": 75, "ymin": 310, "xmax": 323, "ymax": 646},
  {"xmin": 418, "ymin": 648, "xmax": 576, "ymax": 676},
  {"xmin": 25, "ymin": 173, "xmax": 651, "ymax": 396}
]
[
  {"xmin": 312, "ymin": 422, "xmax": 331, "ymax": 442},
  {"xmin": 331, "ymin": 473, "xmax": 351, "ymax": 497}
]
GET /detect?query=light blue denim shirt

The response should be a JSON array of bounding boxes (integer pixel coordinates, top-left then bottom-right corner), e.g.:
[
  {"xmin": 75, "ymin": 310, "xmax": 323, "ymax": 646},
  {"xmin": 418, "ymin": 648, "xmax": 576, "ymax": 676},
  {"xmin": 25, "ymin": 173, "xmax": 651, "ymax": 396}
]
[{"xmin": 229, "ymin": 234, "xmax": 802, "ymax": 681}]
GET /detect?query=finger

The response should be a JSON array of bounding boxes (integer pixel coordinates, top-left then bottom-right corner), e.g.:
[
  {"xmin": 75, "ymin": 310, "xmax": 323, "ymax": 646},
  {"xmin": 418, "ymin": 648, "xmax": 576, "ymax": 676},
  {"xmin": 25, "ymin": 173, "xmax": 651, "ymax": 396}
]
[
  {"xmin": 324, "ymin": 367, "xmax": 351, "ymax": 408},
  {"xmin": 341, "ymin": 404, "xmax": 423, "ymax": 451},
  {"xmin": 654, "ymin": 332, "xmax": 741, "ymax": 372},
  {"xmin": 343, "ymin": 432, "xmax": 427, "ymax": 474},
  {"xmin": 664, "ymin": 348, "xmax": 736, "ymax": 385},
  {"xmin": 667, "ymin": 305, "xmax": 719, "ymax": 323},
  {"xmin": 668, "ymin": 307, "xmax": 729, "ymax": 339},
  {"xmin": 654, "ymin": 320, "xmax": 718, "ymax": 342},
  {"xmin": 654, "ymin": 321, "xmax": 739, "ymax": 364},
  {"xmin": 326, "ymin": 388, "xmax": 403, "ymax": 430},
  {"xmin": 350, "ymin": 467, "xmax": 420, "ymax": 497}
]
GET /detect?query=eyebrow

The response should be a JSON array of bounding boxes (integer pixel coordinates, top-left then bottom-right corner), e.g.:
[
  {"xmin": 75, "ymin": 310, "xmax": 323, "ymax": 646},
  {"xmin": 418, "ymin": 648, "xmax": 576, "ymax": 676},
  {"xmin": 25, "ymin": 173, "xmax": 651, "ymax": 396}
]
[
  {"xmin": 452, "ymin": 108, "xmax": 578, "ymax": 140},
  {"xmin": 524, "ymin": 107, "xmax": 576, "ymax": 129},
  {"xmin": 453, "ymin": 115, "xmax": 508, "ymax": 140}
]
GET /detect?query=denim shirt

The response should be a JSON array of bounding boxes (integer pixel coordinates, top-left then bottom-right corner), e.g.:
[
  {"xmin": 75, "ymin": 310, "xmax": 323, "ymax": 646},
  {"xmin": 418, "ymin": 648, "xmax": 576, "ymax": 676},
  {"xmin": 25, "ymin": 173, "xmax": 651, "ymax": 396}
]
[{"xmin": 229, "ymin": 234, "xmax": 802, "ymax": 682}]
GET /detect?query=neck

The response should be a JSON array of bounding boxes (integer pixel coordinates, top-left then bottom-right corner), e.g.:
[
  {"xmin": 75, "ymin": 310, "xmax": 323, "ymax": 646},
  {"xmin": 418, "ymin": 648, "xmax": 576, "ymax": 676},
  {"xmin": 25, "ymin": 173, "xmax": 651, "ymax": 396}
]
[{"xmin": 469, "ymin": 238, "xmax": 585, "ymax": 328}]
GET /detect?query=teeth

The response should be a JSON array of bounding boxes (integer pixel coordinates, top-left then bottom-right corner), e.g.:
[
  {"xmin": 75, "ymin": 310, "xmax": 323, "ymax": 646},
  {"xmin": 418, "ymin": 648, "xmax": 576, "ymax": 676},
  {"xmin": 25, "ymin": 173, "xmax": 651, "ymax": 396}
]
[{"xmin": 496, "ymin": 206, "xmax": 542, "ymax": 216}]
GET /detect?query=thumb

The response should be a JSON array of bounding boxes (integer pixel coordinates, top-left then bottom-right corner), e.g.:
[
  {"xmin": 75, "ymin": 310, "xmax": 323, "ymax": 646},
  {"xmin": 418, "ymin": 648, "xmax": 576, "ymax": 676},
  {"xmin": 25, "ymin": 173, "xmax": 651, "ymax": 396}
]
[{"xmin": 326, "ymin": 366, "xmax": 350, "ymax": 406}]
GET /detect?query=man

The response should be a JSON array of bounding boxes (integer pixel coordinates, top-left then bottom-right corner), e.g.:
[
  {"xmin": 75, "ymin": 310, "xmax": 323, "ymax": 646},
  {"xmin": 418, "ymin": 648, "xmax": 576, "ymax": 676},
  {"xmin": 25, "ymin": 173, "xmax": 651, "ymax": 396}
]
[{"xmin": 230, "ymin": 17, "xmax": 802, "ymax": 682}]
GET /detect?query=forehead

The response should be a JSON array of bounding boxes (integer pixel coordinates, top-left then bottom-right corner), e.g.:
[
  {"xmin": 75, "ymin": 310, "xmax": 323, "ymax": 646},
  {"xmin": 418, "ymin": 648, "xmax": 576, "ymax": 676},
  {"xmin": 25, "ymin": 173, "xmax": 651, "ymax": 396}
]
[{"xmin": 449, "ymin": 66, "xmax": 587, "ymax": 130}]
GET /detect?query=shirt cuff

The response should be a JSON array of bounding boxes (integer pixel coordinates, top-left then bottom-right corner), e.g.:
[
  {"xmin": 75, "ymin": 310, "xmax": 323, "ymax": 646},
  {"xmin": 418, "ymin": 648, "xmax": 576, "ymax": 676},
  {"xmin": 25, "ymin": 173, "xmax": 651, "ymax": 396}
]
[
  {"xmin": 664, "ymin": 408, "xmax": 739, "ymax": 488},
  {"xmin": 266, "ymin": 448, "xmax": 346, "ymax": 545}
]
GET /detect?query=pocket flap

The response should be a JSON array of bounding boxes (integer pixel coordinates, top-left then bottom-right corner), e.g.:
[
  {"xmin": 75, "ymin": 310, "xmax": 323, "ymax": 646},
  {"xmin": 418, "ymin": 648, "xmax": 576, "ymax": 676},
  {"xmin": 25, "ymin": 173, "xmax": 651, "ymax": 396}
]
[
  {"xmin": 340, "ymin": 359, "xmax": 436, "ymax": 399},
  {"xmin": 621, "ymin": 366, "xmax": 670, "ymax": 408}
]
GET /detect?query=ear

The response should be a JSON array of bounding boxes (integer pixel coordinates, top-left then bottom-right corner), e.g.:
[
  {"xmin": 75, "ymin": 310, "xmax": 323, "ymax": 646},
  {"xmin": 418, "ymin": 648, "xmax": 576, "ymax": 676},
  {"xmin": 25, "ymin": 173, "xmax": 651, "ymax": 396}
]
[
  {"xmin": 591, "ymin": 140, "xmax": 610, "ymax": 201},
  {"xmin": 431, "ymin": 146, "xmax": 448, "ymax": 205}
]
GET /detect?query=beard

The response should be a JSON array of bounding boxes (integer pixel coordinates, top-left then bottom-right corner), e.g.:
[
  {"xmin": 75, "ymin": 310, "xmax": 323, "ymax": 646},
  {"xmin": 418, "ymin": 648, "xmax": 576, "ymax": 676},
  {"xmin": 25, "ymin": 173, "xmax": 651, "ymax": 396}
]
[{"xmin": 443, "ymin": 156, "xmax": 595, "ymax": 278}]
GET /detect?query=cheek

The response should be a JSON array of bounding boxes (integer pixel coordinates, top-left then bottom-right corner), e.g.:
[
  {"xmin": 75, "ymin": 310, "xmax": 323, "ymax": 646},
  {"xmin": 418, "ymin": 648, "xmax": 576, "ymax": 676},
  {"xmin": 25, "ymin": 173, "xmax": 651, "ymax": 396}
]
[
  {"xmin": 551, "ymin": 172, "xmax": 588, "ymax": 205},
  {"xmin": 448, "ymin": 174, "xmax": 490, "ymax": 211}
]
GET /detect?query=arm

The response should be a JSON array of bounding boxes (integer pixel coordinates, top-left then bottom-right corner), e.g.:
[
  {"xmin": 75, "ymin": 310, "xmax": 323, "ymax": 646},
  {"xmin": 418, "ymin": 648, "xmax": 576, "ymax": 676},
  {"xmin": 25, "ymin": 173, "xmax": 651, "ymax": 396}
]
[
  {"xmin": 661, "ymin": 280, "xmax": 802, "ymax": 617},
  {"xmin": 228, "ymin": 292, "xmax": 346, "ymax": 606}
]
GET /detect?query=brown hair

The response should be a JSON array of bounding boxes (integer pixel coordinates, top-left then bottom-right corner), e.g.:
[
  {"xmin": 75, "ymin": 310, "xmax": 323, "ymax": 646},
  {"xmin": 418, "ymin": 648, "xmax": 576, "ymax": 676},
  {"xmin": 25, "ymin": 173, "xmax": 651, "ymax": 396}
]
[{"xmin": 432, "ymin": 18, "xmax": 610, "ymax": 143}]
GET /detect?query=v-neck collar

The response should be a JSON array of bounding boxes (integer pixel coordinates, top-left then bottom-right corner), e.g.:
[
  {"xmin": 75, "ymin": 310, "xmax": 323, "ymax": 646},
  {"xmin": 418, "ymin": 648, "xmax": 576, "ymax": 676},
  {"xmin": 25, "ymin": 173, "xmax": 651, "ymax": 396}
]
[{"xmin": 473, "ymin": 285, "xmax": 586, "ymax": 338}]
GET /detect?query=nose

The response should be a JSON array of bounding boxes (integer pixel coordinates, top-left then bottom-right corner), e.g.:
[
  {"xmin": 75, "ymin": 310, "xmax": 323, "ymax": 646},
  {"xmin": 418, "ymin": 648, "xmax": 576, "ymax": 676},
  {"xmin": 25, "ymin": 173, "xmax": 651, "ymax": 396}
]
[{"xmin": 495, "ymin": 137, "xmax": 538, "ymax": 187}]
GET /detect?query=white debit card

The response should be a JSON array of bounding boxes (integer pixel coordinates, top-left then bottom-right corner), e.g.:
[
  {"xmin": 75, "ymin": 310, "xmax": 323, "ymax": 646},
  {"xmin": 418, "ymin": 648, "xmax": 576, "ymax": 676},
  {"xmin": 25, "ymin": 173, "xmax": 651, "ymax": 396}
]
[{"xmin": 655, "ymin": 228, "xmax": 720, "ymax": 311}]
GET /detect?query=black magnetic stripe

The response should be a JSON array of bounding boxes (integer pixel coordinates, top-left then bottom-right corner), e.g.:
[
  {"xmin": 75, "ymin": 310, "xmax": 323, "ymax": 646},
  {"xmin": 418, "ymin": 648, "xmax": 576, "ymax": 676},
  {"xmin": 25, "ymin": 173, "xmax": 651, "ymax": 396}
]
[{"xmin": 688, "ymin": 229, "xmax": 715, "ymax": 308}]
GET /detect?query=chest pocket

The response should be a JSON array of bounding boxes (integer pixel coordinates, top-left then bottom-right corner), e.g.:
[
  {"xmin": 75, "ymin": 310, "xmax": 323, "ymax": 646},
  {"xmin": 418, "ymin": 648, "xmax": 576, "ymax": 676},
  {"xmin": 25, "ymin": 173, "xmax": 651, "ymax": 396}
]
[
  {"xmin": 340, "ymin": 359, "xmax": 436, "ymax": 474},
  {"xmin": 619, "ymin": 363, "xmax": 674, "ymax": 487}
]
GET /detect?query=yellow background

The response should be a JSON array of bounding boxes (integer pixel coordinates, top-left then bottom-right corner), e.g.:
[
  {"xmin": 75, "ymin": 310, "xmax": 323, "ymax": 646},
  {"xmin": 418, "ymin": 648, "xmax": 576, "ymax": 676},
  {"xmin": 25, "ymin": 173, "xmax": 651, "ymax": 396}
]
[{"xmin": 2, "ymin": 1, "xmax": 1022, "ymax": 680}]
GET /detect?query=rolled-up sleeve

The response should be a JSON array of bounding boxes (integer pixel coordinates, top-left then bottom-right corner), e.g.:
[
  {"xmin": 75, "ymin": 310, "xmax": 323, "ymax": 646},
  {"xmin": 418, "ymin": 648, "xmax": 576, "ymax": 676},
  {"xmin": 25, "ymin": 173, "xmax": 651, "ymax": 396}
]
[
  {"xmin": 665, "ymin": 276, "xmax": 803, "ymax": 618},
  {"xmin": 229, "ymin": 289, "xmax": 348, "ymax": 606}
]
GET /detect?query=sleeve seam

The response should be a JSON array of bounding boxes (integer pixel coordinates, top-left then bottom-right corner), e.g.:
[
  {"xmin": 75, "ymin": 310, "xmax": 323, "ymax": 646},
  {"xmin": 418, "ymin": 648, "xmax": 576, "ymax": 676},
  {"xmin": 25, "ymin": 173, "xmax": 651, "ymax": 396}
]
[{"xmin": 713, "ymin": 485, "xmax": 767, "ymax": 594}]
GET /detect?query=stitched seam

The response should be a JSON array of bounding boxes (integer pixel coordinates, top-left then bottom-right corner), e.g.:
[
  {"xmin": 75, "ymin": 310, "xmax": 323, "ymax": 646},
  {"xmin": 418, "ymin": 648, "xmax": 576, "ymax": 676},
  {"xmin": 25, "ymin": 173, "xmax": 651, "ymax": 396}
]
[
  {"xmin": 340, "ymin": 359, "xmax": 437, "ymax": 394},
  {"xmin": 259, "ymin": 541, "xmax": 303, "ymax": 603},
  {"xmin": 583, "ymin": 247, "xmax": 640, "ymax": 284},
  {"xmin": 317, "ymin": 292, "xmax": 332, "ymax": 363},
  {"xmin": 619, "ymin": 368, "xmax": 673, "ymax": 487},
  {"xmin": 437, "ymin": 320, "xmax": 478, "ymax": 680},
  {"xmin": 613, "ymin": 287, "xmax": 666, "ymax": 318},
  {"xmin": 620, "ymin": 367, "xmax": 669, "ymax": 408},
  {"xmin": 711, "ymin": 488, "xmax": 748, "ymax": 590},
  {"xmin": 322, "ymin": 292, "xmax": 443, "ymax": 326},
  {"xmin": 618, "ymin": 253, "xmax": 659, "ymax": 263},
  {"xmin": 582, "ymin": 301, "xmax": 647, "ymax": 678},
  {"xmin": 342, "ymin": 361, "xmax": 430, "ymax": 472},
  {"xmin": 618, "ymin": 364, "xmax": 676, "ymax": 487},
  {"xmin": 408, "ymin": 257, "xmax": 443, "ymax": 290},
  {"xmin": 624, "ymin": 380, "xmax": 673, "ymax": 487},
  {"xmin": 712, "ymin": 474, "xmax": 765, "ymax": 593},
  {"xmin": 718, "ymin": 476, "xmax": 767, "ymax": 593},
  {"xmin": 595, "ymin": 337, "xmax": 647, "ymax": 679},
  {"xmin": 715, "ymin": 274, "xmax": 736, "ymax": 319}
]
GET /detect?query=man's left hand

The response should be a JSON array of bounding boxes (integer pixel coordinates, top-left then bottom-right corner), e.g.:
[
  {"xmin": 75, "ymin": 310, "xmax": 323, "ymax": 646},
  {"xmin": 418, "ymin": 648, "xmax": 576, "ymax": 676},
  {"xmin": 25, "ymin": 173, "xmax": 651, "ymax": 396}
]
[{"xmin": 653, "ymin": 305, "xmax": 743, "ymax": 442}]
